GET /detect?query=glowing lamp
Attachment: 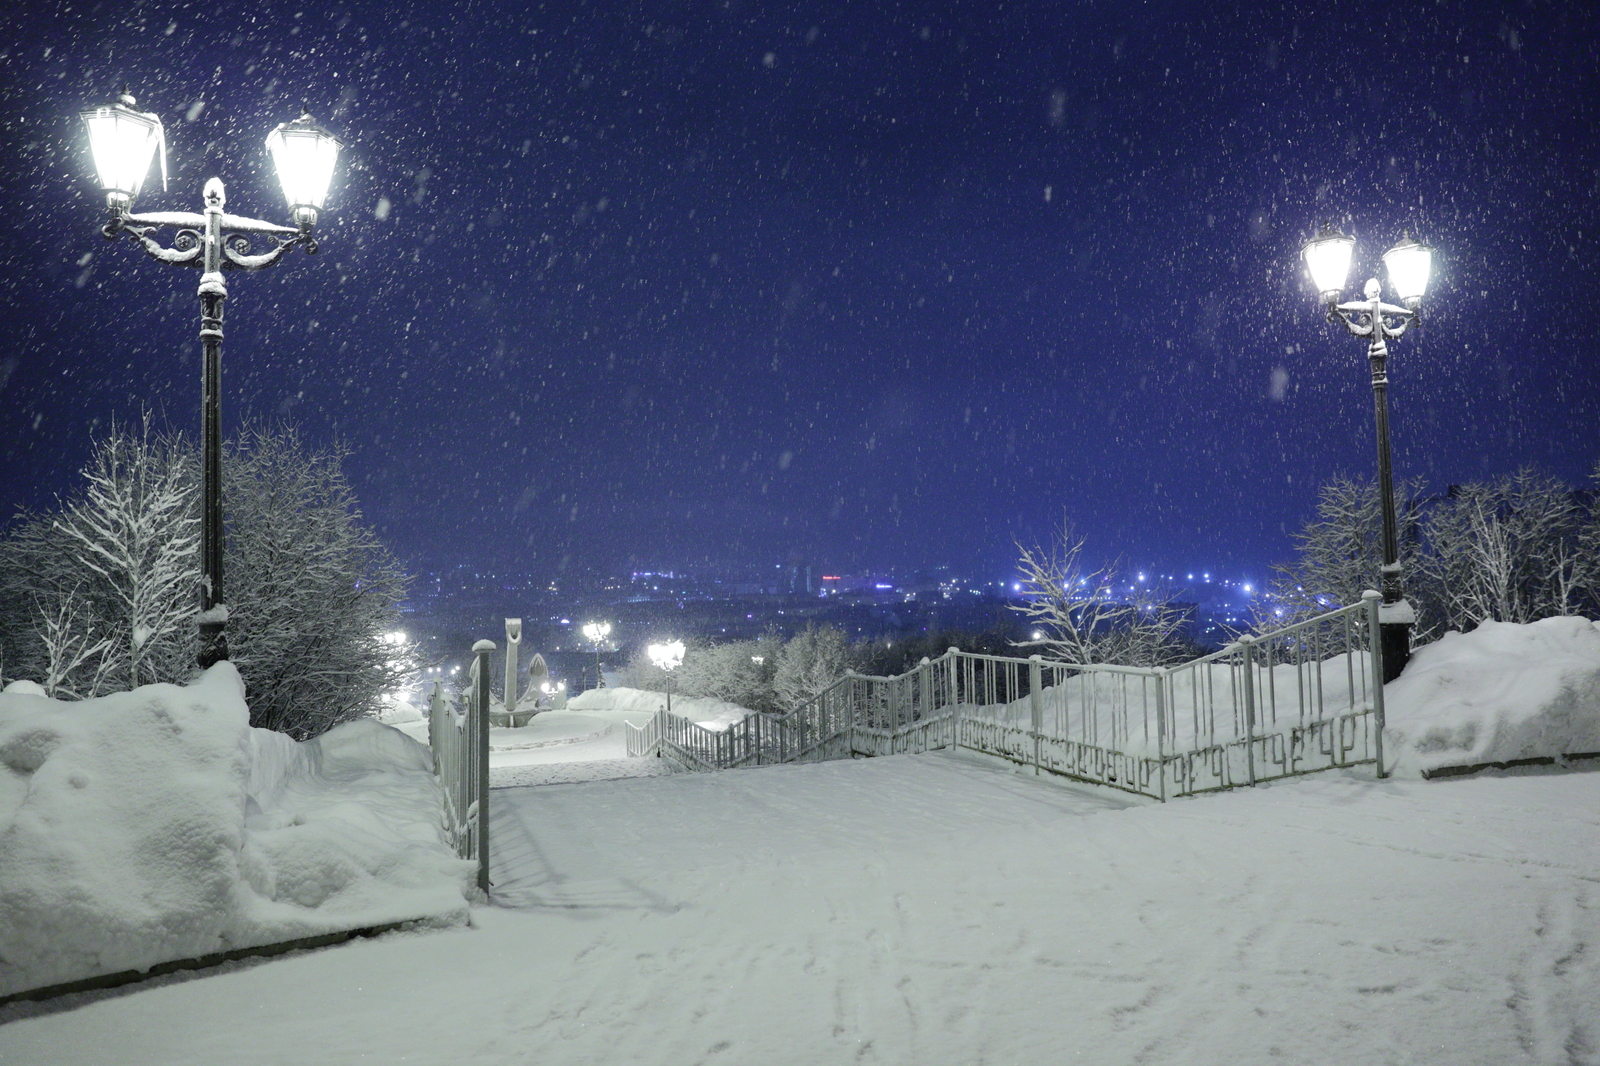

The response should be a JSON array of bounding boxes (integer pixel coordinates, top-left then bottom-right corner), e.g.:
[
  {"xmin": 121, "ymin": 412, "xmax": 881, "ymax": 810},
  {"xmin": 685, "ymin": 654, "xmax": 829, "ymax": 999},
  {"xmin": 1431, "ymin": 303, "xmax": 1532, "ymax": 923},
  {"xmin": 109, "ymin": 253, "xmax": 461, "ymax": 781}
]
[
  {"xmin": 648, "ymin": 640, "xmax": 685, "ymax": 672},
  {"xmin": 265, "ymin": 110, "xmax": 343, "ymax": 225},
  {"xmin": 80, "ymin": 92, "xmax": 167, "ymax": 209},
  {"xmin": 1382, "ymin": 234, "xmax": 1432, "ymax": 311},
  {"xmin": 1301, "ymin": 226, "xmax": 1355, "ymax": 304}
]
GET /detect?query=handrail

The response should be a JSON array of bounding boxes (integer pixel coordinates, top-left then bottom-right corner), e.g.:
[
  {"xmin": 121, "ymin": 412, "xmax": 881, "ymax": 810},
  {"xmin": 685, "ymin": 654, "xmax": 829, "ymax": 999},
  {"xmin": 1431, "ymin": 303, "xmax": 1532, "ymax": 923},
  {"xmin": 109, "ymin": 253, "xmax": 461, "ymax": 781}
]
[{"xmin": 630, "ymin": 597, "xmax": 1387, "ymax": 799}]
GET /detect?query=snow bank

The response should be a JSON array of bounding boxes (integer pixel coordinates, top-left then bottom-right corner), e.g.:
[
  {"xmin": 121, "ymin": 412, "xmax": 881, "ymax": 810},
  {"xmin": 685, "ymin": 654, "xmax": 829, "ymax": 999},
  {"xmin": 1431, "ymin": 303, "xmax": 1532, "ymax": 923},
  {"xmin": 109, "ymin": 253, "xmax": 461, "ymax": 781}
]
[
  {"xmin": 1385, "ymin": 616, "xmax": 1600, "ymax": 777},
  {"xmin": 0, "ymin": 665, "xmax": 474, "ymax": 998},
  {"xmin": 567, "ymin": 686, "xmax": 751, "ymax": 730}
]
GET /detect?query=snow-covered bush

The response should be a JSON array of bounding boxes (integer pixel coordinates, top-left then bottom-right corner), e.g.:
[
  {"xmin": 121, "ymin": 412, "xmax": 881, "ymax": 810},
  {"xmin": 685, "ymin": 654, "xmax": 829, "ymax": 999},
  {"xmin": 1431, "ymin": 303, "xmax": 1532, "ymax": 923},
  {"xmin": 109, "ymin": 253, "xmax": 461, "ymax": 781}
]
[
  {"xmin": 612, "ymin": 627, "xmax": 855, "ymax": 715},
  {"xmin": 772, "ymin": 624, "xmax": 859, "ymax": 711},
  {"xmin": 0, "ymin": 423, "xmax": 413, "ymax": 739},
  {"xmin": 221, "ymin": 427, "xmax": 414, "ymax": 739},
  {"xmin": 673, "ymin": 633, "xmax": 783, "ymax": 714}
]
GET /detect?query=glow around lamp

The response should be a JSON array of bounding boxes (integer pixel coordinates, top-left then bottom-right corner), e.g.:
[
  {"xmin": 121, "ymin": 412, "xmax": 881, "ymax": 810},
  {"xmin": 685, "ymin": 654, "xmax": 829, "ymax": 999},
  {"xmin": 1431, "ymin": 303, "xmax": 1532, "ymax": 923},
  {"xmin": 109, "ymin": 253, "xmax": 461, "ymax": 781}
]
[
  {"xmin": 1301, "ymin": 225, "xmax": 1355, "ymax": 305},
  {"xmin": 265, "ymin": 110, "xmax": 343, "ymax": 227},
  {"xmin": 648, "ymin": 641, "xmax": 685, "ymax": 672},
  {"xmin": 79, "ymin": 91, "xmax": 167, "ymax": 211},
  {"xmin": 1381, "ymin": 234, "xmax": 1433, "ymax": 311}
]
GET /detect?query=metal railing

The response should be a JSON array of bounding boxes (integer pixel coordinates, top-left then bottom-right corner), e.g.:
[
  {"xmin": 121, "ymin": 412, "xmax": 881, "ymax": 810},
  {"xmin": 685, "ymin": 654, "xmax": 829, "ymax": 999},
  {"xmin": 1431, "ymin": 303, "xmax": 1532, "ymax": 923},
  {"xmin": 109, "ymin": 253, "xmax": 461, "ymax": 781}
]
[
  {"xmin": 428, "ymin": 638, "xmax": 492, "ymax": 895},
  {"xmin": 626, "ymin": 593, "xmax": 1387, "ymax": 800}
]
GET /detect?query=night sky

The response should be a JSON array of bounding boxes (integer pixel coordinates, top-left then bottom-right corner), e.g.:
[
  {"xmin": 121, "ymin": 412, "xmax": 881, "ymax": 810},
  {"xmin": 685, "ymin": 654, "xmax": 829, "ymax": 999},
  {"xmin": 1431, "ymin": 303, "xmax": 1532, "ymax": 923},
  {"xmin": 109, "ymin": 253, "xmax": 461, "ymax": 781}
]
[{"xmin": 2, "ymin": 1, "xmax": 1597, "ymax": 588}]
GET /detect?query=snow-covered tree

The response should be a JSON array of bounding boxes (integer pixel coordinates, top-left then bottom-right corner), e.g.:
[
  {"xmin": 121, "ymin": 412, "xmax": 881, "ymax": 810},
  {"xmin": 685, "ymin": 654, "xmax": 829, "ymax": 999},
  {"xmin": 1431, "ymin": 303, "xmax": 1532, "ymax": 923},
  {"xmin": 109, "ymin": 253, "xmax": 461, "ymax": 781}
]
[
  {"xmin": 1421, "ymin": 470, "xmax": 1585, "ymax": 627},
  {"xmin": 674, "ymin": 633, "xmax": 783, "ymax": 714},
  {"xmin": 1257, "ymin": 474, "xmax": 1428, "ymax": 635},
  {"xmin": 1011, "ymin": 524, "xmax": 1191, "ymax": 667},
  {"xmin": 772, "ymin": 625, "xmax": 858, "ymax": 711},
  {"xmin": 221, "ymin": 427, "xmax": 414, "ymax": 738},
  {"xmin": 1580, "ymin": 459, "xmax": 1600, "ymax": 606},
  {"xmin": 0, "ymin": 424, "xmax": 198, "ymax": 696},
  {"xmin": 0, "ymin": 423, "xmax": 412, "ymax": 739}
]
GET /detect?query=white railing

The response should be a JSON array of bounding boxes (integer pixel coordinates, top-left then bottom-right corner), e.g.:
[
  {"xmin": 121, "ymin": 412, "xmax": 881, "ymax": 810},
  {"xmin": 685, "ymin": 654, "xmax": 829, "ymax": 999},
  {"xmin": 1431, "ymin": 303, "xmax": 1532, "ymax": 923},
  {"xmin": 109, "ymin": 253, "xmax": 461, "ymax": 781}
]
[
  {"xmin": 626, "ymin": 593, "xmax": 1387, "ymax": 800},
  {"xmin": 428, "ymin": 638, "xmax": 492, "ymax": 895}
]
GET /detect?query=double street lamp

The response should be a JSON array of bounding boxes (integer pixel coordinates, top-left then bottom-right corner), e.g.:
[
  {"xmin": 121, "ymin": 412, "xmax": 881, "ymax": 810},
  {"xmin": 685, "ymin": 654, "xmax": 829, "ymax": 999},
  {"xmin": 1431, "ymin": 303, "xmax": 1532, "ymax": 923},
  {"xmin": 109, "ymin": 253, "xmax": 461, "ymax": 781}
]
[
  {"xmin": 1300, "ymin": 225, "xmax": 1434, "ymax": 682},
  {"xmin": 647, "ymin": 640, "xmax": 685, "ymax": 717},
  {"xmin": 79, "ymin": 91, "xmax": 343, "ymax": 668},
  {"xmin": 581, "ymin": 621, "xmax": 612, "ymax": 688}
]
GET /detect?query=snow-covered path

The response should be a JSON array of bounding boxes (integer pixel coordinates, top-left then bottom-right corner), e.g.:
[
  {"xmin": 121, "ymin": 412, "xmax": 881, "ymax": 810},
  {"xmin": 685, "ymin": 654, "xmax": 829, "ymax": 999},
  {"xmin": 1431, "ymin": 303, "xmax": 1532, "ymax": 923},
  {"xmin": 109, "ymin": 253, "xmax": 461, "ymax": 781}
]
[{"xmin": 3, "ymin": 754, "xmax": 1598, "ymax": 1064}]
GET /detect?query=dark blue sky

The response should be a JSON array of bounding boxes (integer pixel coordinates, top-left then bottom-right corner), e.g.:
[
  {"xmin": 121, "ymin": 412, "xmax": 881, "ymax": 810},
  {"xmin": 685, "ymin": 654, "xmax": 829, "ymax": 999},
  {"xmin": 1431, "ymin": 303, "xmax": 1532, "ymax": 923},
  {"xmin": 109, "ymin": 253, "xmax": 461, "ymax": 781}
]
[{"xmin": 2, "ymin": 0, "xmax": 1596, "ymax": 585}]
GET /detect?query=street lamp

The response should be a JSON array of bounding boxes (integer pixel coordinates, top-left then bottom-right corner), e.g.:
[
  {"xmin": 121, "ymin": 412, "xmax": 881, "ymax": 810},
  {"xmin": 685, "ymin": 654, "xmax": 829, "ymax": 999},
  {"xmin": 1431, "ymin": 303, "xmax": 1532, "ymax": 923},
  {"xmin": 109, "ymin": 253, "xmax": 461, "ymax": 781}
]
[
  {"xmin": 1300, "ymin": 224, "xmax": 1434, "ymax": 682},
  {"xmin": 581, "ymin": 621, "xmax": 612, "ymax": 688},
  {"xmin": 80, "ymin": 92, "xmax": 343, "ymax": 668},
  {"xmin": 647, "ymin": 639, "xmax": 685, "ymax": 717}
]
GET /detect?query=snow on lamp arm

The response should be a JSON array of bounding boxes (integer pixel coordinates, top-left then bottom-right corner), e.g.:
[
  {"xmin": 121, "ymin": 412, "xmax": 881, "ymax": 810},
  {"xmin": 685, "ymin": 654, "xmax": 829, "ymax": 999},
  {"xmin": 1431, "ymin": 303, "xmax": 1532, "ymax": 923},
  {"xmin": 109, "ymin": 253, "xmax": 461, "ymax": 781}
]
[
  {"xmin": 1299, "ymin": 223, "xmax": 1435, "ymax": 684},
  {"xmin": 79, "ymin": 90, "xmax": 344, "ymax": 669}
]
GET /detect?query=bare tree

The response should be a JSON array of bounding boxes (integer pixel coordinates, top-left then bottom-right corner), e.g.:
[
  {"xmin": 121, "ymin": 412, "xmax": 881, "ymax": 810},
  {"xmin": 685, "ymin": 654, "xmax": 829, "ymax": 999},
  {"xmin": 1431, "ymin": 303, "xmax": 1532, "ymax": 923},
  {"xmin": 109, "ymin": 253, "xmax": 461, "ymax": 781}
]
[
  {"xmin": 1422, "ymin": 469, "xmax": 1584, "ymax": 627},
  {"xmin": 33, "ymin": 587, "xmax": 118, "ymax": 699},
  {"xmin": 52, "ymin": 427, "xmax": 200, "ymax": 689},
  {"xmin": 1011, "ymin": 524, "xmax": 1190, "ymax": 667},
  {"xmin": 1258, "ymin": 474, "xmax": 1429, "ymax": 636}
]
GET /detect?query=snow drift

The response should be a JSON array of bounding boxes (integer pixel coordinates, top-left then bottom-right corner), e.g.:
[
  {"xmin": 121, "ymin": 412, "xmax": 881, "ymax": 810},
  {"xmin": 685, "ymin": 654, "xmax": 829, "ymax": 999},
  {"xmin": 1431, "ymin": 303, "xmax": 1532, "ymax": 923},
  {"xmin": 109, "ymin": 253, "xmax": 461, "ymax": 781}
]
[
  {"xmin": 0, "ymin": 665, "xmax": 474, "ymax": 998},
  {"xmin": 1384, "ymin": 615, "xmax": 1600, "ymax": 776}
]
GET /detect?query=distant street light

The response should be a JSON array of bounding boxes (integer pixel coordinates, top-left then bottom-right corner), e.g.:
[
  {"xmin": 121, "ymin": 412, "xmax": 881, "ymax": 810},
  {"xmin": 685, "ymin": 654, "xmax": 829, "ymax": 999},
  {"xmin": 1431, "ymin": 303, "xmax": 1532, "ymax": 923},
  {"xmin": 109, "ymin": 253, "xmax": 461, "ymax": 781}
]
[
  {"xmin": 647, "ymin": 639, "xmax": 685, "ymax": 717},
  {"xmin": 582, "ymin": 621, "xmax": 612, "ymax": 688},
  {"xmin": 80, "ymin": 91, "xmax": 343, "ymax": 668},
  {"xmin": 1300, "ymin": 224, "xmax": 1434, "ymax": 682}
]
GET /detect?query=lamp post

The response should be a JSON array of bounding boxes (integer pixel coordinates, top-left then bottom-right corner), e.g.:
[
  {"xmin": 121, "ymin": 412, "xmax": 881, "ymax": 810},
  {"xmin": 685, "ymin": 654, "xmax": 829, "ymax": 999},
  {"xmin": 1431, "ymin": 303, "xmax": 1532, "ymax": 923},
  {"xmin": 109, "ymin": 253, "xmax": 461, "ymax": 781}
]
[
  {"xmin": 582, "ymin": 621, "xmax": 612, "ymax": 688},
  {"xmin": 1300, "ymin": 224, "xmax": 1434, "ymax": 682},
  {"xmin": 80, "ymin": 92, "xmax": 343, "ymax": 668},
  {"xmin": 647, "ymin": 640, "xmax": 685, "ymax": 717}
]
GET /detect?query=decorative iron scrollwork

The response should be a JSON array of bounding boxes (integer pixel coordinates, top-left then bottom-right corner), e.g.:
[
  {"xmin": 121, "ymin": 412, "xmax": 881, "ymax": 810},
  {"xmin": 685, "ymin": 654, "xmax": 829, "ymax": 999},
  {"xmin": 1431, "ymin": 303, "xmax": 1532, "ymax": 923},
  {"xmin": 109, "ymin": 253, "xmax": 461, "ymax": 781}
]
[
  {"xmin": 116, "ymin": 222, "xmax": 204, "ymax": 267},
  {"xmin": 221, "ymin": 231, "xmax": 300, "ymax": 271}
]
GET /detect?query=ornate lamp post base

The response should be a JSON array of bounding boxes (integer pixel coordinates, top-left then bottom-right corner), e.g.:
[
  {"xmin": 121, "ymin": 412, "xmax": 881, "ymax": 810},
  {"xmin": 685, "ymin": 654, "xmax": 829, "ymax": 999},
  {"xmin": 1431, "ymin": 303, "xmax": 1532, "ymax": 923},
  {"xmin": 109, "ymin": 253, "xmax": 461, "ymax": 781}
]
[{"xmin": 1376, "ymin": 598, "xmax": 1415, "ymax": 685}]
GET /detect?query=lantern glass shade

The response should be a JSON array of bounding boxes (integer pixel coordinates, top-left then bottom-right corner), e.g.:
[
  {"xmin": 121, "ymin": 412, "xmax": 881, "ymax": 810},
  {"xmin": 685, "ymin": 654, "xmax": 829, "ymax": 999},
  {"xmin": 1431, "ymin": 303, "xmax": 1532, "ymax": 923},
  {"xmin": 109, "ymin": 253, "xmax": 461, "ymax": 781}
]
[
  {"xmin": 1382, "ymin": 236, "xmax": 1433, "ymax": 307},
  {"xmin": 80, "ymin": 98, "xmax": 165, "ymax": 203},
  {"xmin": 265, "ymin": 113, "xmax": 343, "ymax": 213},
  {"xmin": 1301, "ymin": 231, "xmax": 1355, "ymax": 301}
]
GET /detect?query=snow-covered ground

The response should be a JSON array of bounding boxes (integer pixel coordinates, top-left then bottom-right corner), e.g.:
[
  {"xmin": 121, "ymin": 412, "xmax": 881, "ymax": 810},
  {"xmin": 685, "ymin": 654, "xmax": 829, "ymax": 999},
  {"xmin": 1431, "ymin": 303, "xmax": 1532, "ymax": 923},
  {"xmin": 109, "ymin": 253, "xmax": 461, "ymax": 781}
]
[
  {"xmin": 3, "ymin": 621, "xmax": 1599, "ymax": 1063},
  {"xmin": 387, "ymin": 687, "xmax": 733, "ymax": 788},
  {"xmin": 2, "ymin": 750, "xmax": 1596, "ymax": 1064}
]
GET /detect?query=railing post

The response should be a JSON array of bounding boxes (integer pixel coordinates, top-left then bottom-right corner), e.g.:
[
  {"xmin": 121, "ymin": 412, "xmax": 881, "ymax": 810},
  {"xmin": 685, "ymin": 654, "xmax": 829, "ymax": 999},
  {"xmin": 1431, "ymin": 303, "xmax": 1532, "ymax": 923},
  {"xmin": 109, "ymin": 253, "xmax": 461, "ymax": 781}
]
[
  {"xmin": 1364, "ymin": 589, "xmax": 1388, "ymax": 779},
  {"xmin": 940, "ymin": 646, "xmax": 953, "ymax": 745},
  {"xmin": 1239, "ymin": 636, "xmax": 1257, "ymax": 787},
  {"xmin": 471, "ymin": 638, "xmax": 495, "ymax": 896},
  {"xmin": 1156, "ymin": 668, "xmax": 1168, "ymax": 802},
  {"xmin": 1028, "ymin": 655, "xmax": 1043, "ymax": 775}
]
